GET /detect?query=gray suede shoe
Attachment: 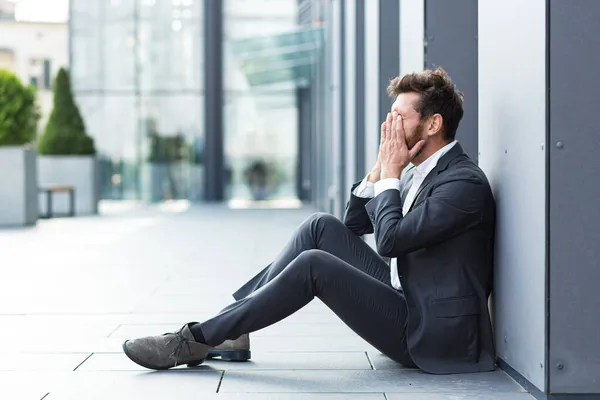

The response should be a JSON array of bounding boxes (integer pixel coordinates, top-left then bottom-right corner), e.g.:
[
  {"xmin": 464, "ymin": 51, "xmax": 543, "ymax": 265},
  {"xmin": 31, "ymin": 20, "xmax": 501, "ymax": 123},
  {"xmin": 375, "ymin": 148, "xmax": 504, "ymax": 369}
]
[
  {"xmin": 207, "ymin": 333, "xmax": 251, "ymax": 361},
  {"xmin": 122, "ymin": 323, "xmax": 210, "ymax": 370}
]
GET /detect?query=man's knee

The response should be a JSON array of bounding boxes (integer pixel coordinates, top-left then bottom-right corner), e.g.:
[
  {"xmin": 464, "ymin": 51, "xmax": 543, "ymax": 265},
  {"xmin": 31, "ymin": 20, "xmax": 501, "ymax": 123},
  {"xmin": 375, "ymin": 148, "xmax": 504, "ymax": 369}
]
[
  {"xmin": 294, "ymin": 249, "xmax": 337, "ymax": 271},
  {"xmin": 304, "ymin": 212, "xmax": 341, "ymax": 230},
  {"xmin": 297, "ymin": 248, "xmax": 327, "ymax": 260}
]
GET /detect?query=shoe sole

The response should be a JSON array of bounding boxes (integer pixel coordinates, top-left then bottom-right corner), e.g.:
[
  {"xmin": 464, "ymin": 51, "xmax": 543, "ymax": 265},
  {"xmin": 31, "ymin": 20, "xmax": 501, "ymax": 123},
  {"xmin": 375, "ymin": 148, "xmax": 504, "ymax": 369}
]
[
  {"xmin": 122, "ymin": 340, "xmax": 205, "ymax": 370},
  {"xmin": 206, "ymin": 349, "xmax": 251, "ymax": 362}
]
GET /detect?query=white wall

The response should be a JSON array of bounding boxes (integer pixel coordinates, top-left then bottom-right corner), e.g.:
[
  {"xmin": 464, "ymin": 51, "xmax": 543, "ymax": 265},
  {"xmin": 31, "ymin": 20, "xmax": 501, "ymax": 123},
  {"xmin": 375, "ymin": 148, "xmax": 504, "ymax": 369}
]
[
  {"xmin": 0, "ymin": 20, "xmax": 67, "ymax": 128},
  {"xmin": 364, "ymin": 0, "xmax": 379, "ymax": 174},
  {"xmin": 400, "ymin": 0, "xmax": 424, "ymax": 75},
  {"xmin": 344, "ymin": 0, "xmax": 356, "ymax": 189},
  {"xmin": 478, "ymin": 0, "xmax": 547, "ymax": 391}
]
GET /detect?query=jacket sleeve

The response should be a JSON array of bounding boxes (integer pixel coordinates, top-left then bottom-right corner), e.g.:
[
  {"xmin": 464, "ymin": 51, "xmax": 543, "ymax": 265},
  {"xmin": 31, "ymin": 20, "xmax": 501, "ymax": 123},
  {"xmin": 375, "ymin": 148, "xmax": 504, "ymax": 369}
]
[
  {"xmin": 343, "ymin": 181, "xmax": 375, "ymax": 236},
  {"xmin": 364, "ymin": 174, "xmax": 485, "ymax": 256}
]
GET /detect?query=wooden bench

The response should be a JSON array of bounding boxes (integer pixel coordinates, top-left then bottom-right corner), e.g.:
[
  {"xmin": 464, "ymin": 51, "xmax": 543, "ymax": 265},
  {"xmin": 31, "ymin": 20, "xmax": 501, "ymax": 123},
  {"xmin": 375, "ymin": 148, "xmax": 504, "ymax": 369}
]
[{"xmin": 39, "ymin": 185, "xmax": 76, "ymax": 218}]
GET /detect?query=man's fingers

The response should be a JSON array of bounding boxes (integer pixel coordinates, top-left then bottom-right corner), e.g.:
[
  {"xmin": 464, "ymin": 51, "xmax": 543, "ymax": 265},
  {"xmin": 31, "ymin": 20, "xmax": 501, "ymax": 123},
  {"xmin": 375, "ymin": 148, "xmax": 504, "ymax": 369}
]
[
  {"xmin": 384, "ymin": 112, "xmax": 393, "ymax": 142},
  {"xmin": 380, "ymin": 121, "xmax": 386, "ymax": 143},
  {"xmin": 409, "ymin": 140, "xmax": 426, "ymax": 159},
  {"xmin": 395, "ymin": 115, "xmax": 406, "ymax": 144}
]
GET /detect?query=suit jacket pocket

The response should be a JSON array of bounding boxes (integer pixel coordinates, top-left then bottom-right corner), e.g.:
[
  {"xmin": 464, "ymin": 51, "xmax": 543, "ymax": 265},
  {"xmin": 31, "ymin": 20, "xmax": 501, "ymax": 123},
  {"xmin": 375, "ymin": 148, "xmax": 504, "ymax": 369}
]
[
  {"xmin": 431, "ymin": 295, "xmax": 480, "ymax": 317},
  {"xmin": 431, "ymin": 295, "xmax": 481, "ymax": 362}
]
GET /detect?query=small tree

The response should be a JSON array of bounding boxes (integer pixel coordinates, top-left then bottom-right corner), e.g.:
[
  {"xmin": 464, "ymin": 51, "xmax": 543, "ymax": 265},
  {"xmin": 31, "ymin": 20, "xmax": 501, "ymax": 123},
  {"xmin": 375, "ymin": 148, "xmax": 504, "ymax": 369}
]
[
  {"xmin": 0, "ymin": 69, "xmax": 40, "ymax": 146},
  {"xmin": 38, "ymin": 67, "xmax": 95, "ymax": 155}
]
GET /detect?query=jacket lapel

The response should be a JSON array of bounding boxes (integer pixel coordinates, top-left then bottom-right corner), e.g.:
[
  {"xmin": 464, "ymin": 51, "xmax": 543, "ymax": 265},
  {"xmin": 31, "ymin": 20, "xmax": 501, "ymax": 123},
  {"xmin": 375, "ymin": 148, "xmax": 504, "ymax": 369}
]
[{"xmin": 408, "ymin": 142, "xmax": 466, "ymax": 212}]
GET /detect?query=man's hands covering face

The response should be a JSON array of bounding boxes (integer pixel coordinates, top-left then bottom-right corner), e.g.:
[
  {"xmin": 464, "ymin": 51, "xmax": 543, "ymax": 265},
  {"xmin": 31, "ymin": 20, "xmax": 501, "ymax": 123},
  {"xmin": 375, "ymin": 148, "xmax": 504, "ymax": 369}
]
[{"xmin": 380, "ymin": 112, "xmax": 425, "ymax": 180}]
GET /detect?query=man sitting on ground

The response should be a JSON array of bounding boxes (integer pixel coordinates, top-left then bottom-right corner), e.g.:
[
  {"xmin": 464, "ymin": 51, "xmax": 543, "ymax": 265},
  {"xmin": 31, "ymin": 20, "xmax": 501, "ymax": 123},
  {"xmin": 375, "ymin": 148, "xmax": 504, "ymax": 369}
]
[{"xmin": 122, "ymin": 67, "xmax": 497, "ymax": 374}]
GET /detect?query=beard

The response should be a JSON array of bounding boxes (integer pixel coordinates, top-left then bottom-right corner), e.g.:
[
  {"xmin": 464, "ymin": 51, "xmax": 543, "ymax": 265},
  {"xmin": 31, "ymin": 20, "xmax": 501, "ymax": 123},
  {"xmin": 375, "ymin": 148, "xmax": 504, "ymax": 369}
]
[{"xmin": 406, "ymin": 121, "xmax": 427, "ymax": 155}]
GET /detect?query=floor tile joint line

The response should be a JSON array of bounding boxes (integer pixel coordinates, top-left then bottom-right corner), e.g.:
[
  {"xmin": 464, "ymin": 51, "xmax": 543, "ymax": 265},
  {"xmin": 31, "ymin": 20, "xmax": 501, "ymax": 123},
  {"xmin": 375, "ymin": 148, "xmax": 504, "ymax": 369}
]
[
  {"xmin": 106, "ymin": 323, "xmax": 122, "ymax": 338},
  {"xmin": 216, "ymin": 370, "xmax": 225, "ymax": 393},
  {"xmin": 73, "ymin": 352, "xmax": 94, "ymax": 371},
  {"xmin": 365, "ymin": 351, "xmax": 375, "ymax": 370}
]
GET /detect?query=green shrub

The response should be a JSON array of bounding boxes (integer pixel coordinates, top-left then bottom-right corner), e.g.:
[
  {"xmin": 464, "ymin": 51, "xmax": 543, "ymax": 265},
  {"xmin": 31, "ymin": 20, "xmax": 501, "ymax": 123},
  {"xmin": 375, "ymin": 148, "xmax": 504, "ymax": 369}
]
[
  {"xmin": 38, "ymin": 67, "xmax": 96, "ymax": 155},
  {"xmin": 0, "ymin": 69, "xmax": 40, "ymax": 146},
  {"xmin": 147, "ymin": 133, "xmax": 187, "ymax": 163}
]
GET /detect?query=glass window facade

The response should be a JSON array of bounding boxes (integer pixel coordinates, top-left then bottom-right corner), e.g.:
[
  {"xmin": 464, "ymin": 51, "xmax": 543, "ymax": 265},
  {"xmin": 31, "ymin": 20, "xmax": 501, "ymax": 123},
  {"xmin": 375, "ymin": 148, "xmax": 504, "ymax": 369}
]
[
  {"xmin": 70, "ymin": 0, "xmax": 332, "ymax": 206},
  {"xmin": 71, "ymin": 0, "xmax": 204, "ymax": 201}
]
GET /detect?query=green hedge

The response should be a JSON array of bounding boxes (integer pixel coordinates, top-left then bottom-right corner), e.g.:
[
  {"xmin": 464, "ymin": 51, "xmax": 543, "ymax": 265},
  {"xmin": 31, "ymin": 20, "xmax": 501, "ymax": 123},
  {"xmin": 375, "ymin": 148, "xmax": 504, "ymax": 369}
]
[
  {"xmin": 0, "ymin": 69, "xmax": 40, "ymax": 146},
  {"xmin": 38, "ymin": 67, "xmax": 96, "ymax": 155}
]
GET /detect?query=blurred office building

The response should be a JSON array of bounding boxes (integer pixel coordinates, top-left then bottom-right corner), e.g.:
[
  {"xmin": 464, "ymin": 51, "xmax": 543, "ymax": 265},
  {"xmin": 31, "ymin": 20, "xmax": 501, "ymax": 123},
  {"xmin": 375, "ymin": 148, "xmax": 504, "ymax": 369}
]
[
  {"xmin": 68, "ymin": 0, "xmax": 442, "ymax": 216},
  {"xmin": 0, "ymin": 16, "xmax": 67, "ymax": 127},
  {"xmin": 70, "ymin": 0, "xmax": 320, "ymax": 205},
  {"xmin": 0, "ymin": 0, "xmax": 15, "ymax": 20}
]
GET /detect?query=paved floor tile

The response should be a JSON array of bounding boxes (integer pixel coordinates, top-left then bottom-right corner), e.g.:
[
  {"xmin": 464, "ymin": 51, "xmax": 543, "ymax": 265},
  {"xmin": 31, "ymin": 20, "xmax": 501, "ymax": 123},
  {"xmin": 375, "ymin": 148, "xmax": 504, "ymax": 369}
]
[
  {"xmin": 0, "ymin": 206, "xmax": 529, "ymax": 398},
  {"xmin": 44, "ymin": 371, "xmax": 223, "ymax": 399},
  {"xmin": 368, "ymin": 352, "xmax": 415, "ymax": 370},
  {"xmin": 0, "ymin": 372, "xmax": 71, "ymax": 400},
  {"xmin": 197, "ymin": 395, "xmax": 385, "ymax": 400},
  {"xmin": 386, "ymin": 394, "xmax": 534, "ymax": 399},
  {"xmin": 0, "ymin": 387, "xmax": 48, "ymax": 400},
  {"xmin": 398, "ymin": 370, "xmax": 527, "ymax": 392},
  {"xmin": 250, "ymin": 335, "xmax": 379, "ymax": 353},
  {"xmin": 0, "ymin": 353, "xmax": 91, "ymax": 372},
  {"xmin": 77, "ymin": 352, "xmax": 372, "ymax": 371},
  {"xmin": 218, "ymin": 370, "xmax": 524, "ymax": 393},
  {"xmin": 0, "ymin": 337, "xmax": 125, "ymax": 354}
]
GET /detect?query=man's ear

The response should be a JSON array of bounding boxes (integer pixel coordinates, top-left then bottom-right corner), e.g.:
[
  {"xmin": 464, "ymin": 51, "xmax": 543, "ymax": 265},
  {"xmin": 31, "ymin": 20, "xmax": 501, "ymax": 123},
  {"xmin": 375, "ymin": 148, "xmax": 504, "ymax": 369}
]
[{"xmin": 427, "ymin": 114, "xmax": 443, "ymax": 137}]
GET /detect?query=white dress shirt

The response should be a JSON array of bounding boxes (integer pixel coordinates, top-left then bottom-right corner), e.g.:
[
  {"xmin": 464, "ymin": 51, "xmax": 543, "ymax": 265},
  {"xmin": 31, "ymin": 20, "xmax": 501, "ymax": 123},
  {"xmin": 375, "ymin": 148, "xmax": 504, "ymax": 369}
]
[{"xmin": 353, "ymin": 140, "xmax": 458, "ymax": 289}]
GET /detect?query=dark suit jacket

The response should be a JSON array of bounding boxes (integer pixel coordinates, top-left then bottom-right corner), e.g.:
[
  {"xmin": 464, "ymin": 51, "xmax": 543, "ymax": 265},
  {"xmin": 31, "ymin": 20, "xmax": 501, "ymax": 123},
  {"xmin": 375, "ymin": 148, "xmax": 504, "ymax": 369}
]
[{"xmin": 343, "ymin": 143, "xmax": 496, "ymax": 374}]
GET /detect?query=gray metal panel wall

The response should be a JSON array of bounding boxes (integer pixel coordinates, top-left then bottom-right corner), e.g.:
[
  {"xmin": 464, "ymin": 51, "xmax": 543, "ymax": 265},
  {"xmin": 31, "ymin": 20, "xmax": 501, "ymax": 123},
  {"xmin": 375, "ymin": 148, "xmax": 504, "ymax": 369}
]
[
  {"xmin": 478, "ymin": 0, "xmax": 547, "ymax": 391},
  {"xmin": 425, "ymin": 0, "xmax": 477, "ymax": 162},
  {"xmin": 378, "ymin": 0, "xmax": 399, "ymax": 126},
  {"xmin": 548, "ymin": 0, "xmax": 600, "ymax": 393}
]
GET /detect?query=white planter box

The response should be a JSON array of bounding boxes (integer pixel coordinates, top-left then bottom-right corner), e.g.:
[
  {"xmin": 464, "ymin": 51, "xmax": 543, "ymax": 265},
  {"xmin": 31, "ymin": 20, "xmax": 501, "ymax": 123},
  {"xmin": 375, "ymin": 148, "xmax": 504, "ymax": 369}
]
[
  {"xmin": 0, "ymin": 146, "xmax": 38, "ymax": 226},
  {"xmin": 38, "ymin": 155, "xmax": 100, "ymax": 215}
]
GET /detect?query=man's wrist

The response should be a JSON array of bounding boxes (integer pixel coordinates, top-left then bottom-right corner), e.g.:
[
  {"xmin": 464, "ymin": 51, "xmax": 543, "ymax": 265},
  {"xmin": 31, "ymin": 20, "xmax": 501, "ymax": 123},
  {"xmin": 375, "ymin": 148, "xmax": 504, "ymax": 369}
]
[
  {"xmin": 381, "ymin": 166, "xmax": 406, "ymax": 180},
  {"xmin": 367, "ymin": 168, "xmax": 381, "ymax": 183}
]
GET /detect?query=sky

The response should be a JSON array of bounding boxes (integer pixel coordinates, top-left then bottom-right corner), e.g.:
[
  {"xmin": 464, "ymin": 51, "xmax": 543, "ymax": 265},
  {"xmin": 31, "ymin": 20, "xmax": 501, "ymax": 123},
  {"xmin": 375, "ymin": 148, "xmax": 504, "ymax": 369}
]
[{"xmin": 11, "ymin": 0, "xmax": 69, "ymax": 23}]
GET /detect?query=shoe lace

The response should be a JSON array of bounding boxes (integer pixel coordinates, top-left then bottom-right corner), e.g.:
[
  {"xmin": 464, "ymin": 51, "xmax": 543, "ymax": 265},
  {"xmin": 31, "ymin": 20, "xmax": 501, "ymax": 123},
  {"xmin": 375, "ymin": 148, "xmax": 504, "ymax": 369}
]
[{"xmin": 165, "ymin": 327, "xmax": 192, "ymax": 367}]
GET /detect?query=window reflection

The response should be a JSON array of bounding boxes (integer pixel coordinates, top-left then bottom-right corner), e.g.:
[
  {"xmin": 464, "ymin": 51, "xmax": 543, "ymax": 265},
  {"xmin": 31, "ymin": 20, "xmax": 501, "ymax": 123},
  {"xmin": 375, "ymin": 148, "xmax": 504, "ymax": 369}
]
[{"xmin": 223, "ymin": 0, "xmax": 300, "ymax": 202}]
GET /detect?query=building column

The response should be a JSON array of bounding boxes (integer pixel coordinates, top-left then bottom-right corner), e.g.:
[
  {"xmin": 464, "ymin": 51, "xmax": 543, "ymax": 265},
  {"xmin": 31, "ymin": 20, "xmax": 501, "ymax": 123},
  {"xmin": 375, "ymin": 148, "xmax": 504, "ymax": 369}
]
[
  {"xmin": 203, "ymin": 0, "xmax": 223, "ymax": 201},
  {"xmin": 354, "ymin": 0, "xmax": 365, "ymax": 180}
]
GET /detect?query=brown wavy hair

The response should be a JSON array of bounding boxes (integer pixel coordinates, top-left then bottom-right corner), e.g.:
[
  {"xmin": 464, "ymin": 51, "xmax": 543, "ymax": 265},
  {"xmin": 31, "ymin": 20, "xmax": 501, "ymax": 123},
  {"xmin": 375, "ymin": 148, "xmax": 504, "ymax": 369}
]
[{"xmin": 387, "ymin": 67, "xmax": 464, "ymax": 140}]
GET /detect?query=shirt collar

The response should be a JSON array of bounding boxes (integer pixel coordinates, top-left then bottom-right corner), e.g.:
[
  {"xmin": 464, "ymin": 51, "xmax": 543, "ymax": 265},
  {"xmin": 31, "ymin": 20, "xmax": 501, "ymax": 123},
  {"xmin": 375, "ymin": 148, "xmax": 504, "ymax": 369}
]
[{"xmin": 412, "ymin": 140, "xmax": 458, "ymax": 178}]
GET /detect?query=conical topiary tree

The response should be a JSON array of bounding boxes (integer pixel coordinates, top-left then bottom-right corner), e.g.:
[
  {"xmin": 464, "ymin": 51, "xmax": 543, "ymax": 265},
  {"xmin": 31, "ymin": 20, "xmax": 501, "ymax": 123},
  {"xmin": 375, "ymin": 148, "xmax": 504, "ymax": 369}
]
[
  {"xmin": 38, "ymin": 67, "xmax": 95, "ymax": 155},
  {"xmin": 0, "ymin": 69, "xmax": 39, "ymax": 146}
]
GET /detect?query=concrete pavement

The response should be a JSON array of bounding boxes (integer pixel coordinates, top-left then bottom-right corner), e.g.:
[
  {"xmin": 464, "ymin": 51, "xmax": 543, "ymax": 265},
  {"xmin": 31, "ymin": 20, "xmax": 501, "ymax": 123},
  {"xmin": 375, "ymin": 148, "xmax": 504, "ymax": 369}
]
[{"xmin": 0, "ymin": 202, "xmax": 531, "ymax": 399}]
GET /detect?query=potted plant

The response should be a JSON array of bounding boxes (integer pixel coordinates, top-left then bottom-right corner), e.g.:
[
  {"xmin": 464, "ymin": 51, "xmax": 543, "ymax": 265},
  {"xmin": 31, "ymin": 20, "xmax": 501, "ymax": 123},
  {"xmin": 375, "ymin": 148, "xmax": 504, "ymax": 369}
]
[
  {"xmin": 0, "ymin": 69, "xmax": 40, "ymax": 226},
  {"xmin": 37, "ymin": 67, "xmax": 99, "ymax": 215}
]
